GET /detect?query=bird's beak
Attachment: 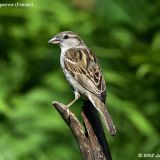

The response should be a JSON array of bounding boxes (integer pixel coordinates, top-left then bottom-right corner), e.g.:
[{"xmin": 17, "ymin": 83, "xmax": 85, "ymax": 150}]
[{"xmin": 48, "ymin": 37, "xmax": 61, "ymax": 44}]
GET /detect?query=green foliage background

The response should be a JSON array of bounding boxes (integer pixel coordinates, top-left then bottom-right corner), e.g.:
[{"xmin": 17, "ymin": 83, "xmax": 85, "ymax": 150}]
[{"xmin": 0, "ymin": 0, "xmax": 160, "ymax": 159}]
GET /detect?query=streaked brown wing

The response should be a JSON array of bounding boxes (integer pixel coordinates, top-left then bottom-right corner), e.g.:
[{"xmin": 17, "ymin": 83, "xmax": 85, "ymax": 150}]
[{"xmin": 64, "ymin": 48, "xmax": 106, "ymax": 102}]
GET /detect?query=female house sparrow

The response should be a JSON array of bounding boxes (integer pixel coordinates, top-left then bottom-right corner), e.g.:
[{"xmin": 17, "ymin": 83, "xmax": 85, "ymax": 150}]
[{"xmin": 48, "ymin": 31, "xmax": 116, "ymax": 136}]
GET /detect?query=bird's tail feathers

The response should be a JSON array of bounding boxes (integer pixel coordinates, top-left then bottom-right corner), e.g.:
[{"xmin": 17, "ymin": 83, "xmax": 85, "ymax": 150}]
[{"xmin": 88, "ymin": 93, "xmax": 116, "ymax": 136}]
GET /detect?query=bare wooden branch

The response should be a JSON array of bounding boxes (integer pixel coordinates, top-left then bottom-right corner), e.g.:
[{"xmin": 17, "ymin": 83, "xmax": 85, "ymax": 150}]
[
  {"xmin": 52, "ymin": 101, "xmax": 112, "ymax": 160},
  {"xmin": 82, "ymin": 100, "xmax": 112, "ymax": 160}
]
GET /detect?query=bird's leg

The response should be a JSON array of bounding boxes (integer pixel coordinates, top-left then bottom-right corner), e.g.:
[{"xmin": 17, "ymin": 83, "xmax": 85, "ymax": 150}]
[{"xmin": 66, "ymin": 91, "xmax": 80, "ymax": 108}]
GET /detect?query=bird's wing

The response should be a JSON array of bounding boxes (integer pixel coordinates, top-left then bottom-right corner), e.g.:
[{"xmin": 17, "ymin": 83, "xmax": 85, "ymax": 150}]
[{"xmin": 64, "ymin": 48, "xmax": 106, "ymax": 102}]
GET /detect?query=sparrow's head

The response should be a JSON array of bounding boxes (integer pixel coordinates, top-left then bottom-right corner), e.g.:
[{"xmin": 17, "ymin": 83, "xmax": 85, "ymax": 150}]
[{"xmin": 48, "ymin": 31, "xmax": 85, "ymax": 50}]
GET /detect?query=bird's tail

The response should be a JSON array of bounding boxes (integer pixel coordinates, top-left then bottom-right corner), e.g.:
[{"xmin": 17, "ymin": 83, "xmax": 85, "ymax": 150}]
[{"xmin": 88, "ymin": 93, "xmax": 116, "ymax": 136}]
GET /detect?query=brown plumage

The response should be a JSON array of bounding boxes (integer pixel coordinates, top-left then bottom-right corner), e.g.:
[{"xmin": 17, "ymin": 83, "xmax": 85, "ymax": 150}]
[
  {"xmin": 64, "ymin": 48, "xmax": 106, "ymax": 102},
  {"xmin": 48, "ymin": 31, "xmax": 116, "ymax": 135}
]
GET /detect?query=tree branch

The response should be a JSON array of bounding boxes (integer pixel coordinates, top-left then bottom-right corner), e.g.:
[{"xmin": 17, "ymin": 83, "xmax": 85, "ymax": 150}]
[{"xmin": 52, "ymin": 101, "xmax": 112, "ymax": 160}]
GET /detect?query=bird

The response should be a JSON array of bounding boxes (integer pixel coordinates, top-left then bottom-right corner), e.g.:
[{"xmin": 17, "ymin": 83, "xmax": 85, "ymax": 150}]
[{"xmin": 48, "ymin": 31, "xmax": 116, "ymax": 136}]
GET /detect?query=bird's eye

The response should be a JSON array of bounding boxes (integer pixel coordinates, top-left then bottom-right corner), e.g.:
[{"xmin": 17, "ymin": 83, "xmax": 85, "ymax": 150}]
[{"xmin": 63, "ymin": 34, "xmax": 68, "ymax": 39}]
